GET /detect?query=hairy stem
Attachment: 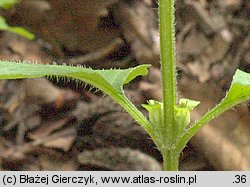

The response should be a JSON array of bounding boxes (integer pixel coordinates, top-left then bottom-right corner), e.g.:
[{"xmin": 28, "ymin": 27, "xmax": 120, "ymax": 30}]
[
  {"xmin": 159, "ymin": 0, "xmax": 178, "ymax": 170},
  {"xmin": 159, "ymin": 0, "xmax": 177, "ymax": 141},
  {"xmin": 163, "ymin": 150, "xmax": 179, "ymax": 171}
]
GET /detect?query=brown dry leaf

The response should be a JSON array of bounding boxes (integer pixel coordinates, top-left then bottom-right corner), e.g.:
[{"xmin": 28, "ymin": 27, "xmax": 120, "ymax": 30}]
[
  {"xmin": 0, "ymin": 80, "xmax": 6, "ymax": 93},
  {"xmin": 28, "ymin": 116, "xmax": 77, "ymax": 152},
  {"xmin": 186, "ymin": 58, "xmax": 210, "ymax": 83},
  {"xmin": 41, "ymin": 128, "xmax": 76, "ymax": 152},
  {"xmin": 78, "ymin": 147, "xmax": 162, "ymax": 171},
  {"xmin": 28, "ymin": 118, "xmax": 70, "ymax": 139},
  {"xmin": 72, "ymin": 96, "xmax": 121, "ymax": 123},
  {"xmin": 232, "ymin": 124, "xmax": 250, "ymax": 157},
  {"xmin": 13, "ymin": 0, "xmax": 119, "ymax": 54},
  {"xmin": 191, "ymin": 125, "xmax": 250, "ymax": 170},
  {"xmin": 180, "ymin": 156, "xmax": 211, "ymax": 171},
  {"xmin": 20, "ymin": 157, "xmax": 41, "ymax": 171},
  {"xmin": 207, "ymin": 31, "xmax": 232, "ymax": 63},
  {"xmin": 0, "ymin": 32, "xmax": 52, "ymax": 63},
  {"xmin": 179, "ymin": 146, "xmax": 212, "ymax": 171},
  {"xmin": 29, "ymin": 118, "xmax": 76, "ymax": 152},
  {"xmin": 225, "ymin": 0, "xmax": 242, "ymax": 8},
  {"xmin": 23, "ymin": 78, "xmax": 79, "ymax": 108},
  {"xmin": 185, "ymin": 0, "xmax": 226, "ymax": 35},
  {"xmin": 147, "ymin": 67, "xmax": 162, "ymax": 84},
  {"xmin": 180, "ymin": 27, "xmax": 209, "ymax": 56},
  {"xmin": 2, "ymin": 83, "xmax": 25, "ymax": 115},
  {"xmin": 139, "ymin": 81, "xmax": 162, "ymax": 101},
  {"xmin": 11, "ymin": 0, "xmax": 159, "ymax": 65},
  {"xmin": 39, "ymin": 149, "xmax": 78, "ymax": 171},
  {"xmin": 113, "ymin": 0, "xmax": 159, "ymax": 65},
  {"xmin": 2, "ymin": 100, "xmax": 41, "ymax": 144},
  {"xmin": 78, "ymin": 112, "xmax": 160, "ymax": 160},
  {"xmin": 231, "ymin": 105, "xmax": 250, "ymax": 156},
  {"xmin": 0, "ymin": 141, "xmax": 35, "ymax": 163},
  {"xmin": 139, "ymin": 67, "xmax": 162, "ymax": 100}
]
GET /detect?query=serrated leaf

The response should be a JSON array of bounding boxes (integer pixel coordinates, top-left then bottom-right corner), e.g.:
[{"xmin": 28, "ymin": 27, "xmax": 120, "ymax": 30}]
[
  {"xmin": 0, "ymin": 0, "xmax": 17, "ymax": 9},
  {"xmin": 0, "ymin": 61, "xmax": 150, "ymax": 93},
  {"xmin": 0, "ymin": 61, "xmax": 152, "ymax": 133},
  {"xmin": 0, "ymin": 16, "xmax": 35, "ymax": 40}
]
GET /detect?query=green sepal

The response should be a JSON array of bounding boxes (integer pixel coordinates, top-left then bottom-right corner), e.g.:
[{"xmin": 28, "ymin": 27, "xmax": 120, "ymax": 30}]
[
  {"xmin": 175, "ymin": 99, "xmax": 200, "ymax": 138},
  {"xmin": 142, "ymin": 100, "xmax": 164, "ymax": 147},
  {"xmin": 142, "ymin": 100, "xmax": 163, "ymax": 129},
  {"xmin": 179, "ymin": 99, "xmax": 200, "ymax": 111},
  {"xmin": 142, "ymin": 98, "xmax": 200, "ymax": 147}
]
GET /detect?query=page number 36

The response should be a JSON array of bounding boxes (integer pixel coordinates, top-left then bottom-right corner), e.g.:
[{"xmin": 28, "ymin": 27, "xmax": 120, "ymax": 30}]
[{"xmin": 233, "ymin": 175, "xmax": 247, "ymax": 184}]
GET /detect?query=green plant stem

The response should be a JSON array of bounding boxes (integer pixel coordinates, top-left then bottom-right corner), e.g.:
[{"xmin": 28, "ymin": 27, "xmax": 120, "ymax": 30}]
[
  {"xmin": 116, "ymin": 95, "xmax": 156, "ymax": 139},
  {"xmin": 163, "ymin": 150, "xmax": 179, "ymax": 171},
  {"xmin": 159, "ymin": 0, "xmax": 178, "ymax": 170},
  {"xmin": 159, "ymin": 0, "xmax": 177, "ymax": 138}
]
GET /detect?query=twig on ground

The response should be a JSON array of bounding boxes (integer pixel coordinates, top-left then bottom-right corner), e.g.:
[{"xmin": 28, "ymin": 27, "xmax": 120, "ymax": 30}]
[{"xmin": 67, "ymin": 38, "xmax": 124, "ymax": 65}]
